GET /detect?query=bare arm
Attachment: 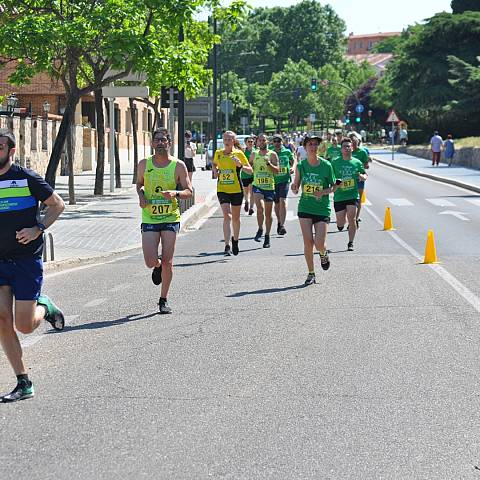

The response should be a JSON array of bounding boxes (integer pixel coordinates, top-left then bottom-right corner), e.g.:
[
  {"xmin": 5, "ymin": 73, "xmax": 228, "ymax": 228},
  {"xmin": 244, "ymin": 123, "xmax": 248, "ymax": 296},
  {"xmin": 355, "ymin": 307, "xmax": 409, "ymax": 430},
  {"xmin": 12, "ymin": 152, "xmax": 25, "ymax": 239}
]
[
  {"xmin": 291, "ymin": 165, "xmax": 301, "ymax": 195},
  {"xmin": 136, "ymin": 159, "xmax": 147, "ymax": 208},
  {"xmin": 16, "ymin": 191, "xmax": 65, "ymax": 245},
  {"xmin": 267, "ymin": 152, "xmax": 280, "ymax": 174},
  {"xmin": 161, "ymin": 161, "xmax": 193, "ymax": 200}
]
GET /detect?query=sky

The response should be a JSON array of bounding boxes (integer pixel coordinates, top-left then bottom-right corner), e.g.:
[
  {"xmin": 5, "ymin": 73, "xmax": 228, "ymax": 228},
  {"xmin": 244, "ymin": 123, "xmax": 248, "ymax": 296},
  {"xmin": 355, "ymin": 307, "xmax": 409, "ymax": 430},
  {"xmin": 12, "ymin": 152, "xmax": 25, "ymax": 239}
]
[{"xmin": 236, "ymin": 0, "xmax": 453, "ymax": 34}]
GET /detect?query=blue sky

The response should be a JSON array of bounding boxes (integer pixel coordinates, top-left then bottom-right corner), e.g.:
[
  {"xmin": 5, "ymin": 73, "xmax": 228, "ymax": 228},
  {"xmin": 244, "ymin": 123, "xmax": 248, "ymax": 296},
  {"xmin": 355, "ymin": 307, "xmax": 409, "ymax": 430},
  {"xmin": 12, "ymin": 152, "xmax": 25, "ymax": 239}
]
[{"xmin": 236, "ymin": 0, "xmax": 453, "ymax": 34}]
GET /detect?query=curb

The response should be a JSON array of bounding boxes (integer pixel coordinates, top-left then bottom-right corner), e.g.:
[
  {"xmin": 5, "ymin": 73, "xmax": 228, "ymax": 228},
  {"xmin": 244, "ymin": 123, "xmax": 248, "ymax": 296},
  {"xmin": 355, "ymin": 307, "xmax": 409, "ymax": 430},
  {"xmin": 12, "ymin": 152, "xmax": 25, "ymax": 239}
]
[
  {"xmin": 44, "ymin": 188, "xmax": 218, "ymax": 272},
  {"xmin": 372, "ymin": 155, "xmax": 480, "ymax": 194}
]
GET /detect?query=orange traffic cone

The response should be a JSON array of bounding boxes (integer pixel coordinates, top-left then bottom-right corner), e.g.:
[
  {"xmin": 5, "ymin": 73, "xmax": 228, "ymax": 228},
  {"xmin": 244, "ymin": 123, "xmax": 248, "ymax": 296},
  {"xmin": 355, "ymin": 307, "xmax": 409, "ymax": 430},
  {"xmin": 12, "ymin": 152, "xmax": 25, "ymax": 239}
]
[
  {"xmin": 423, "ymin": 229, "xmax": 438, "ymax": 264},
  {"xmin": 383, "ymin": 207, "xmax": 394, "ymax": 231}
]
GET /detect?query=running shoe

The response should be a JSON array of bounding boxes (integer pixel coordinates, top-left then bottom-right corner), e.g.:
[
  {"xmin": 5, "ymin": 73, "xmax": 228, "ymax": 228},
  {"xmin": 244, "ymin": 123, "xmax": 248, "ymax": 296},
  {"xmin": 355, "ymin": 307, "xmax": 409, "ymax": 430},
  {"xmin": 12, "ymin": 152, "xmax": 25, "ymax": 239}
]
[
  {"xmin": 37, "ymin": 295, "xmax": 65, "ymax": 331},
  {"xmin": 158, "ymin": 298, "xmax": 172, "ymax": 314},
  {"xmin": 319, "ymin": 252, "xmax": 330, "ymax": 271},
  {"xmin": 248, "ymin": 208, "xmax": 254, "ymax": 216},
  {"xmin": 278, "ymin": 225, "xmax": 287, "ymax": 236},
  {"xmin": 1, "ymin": 380, "xmax": 34, "ymax": 403},
  {"xmin": 263, "ymin": 234, "xmax": 270, "ymax": 248},
  {"xmin": 151, "ymin": 264, "xmax": 162, "ymax": 285},
  {"xmin": 347, "ymin": 242, "xmax": 354, "ymax": 251},
  {"xmin": 304, "ymin": 273, "xmax": 316, "ymax": 285},
  {"xmin": 356, "ymin": 219, "xmax": 360, "ymax": 229},
  {"xmin": 254, "ymin": 229, "xmax": 263, "ymax": 242},
  {"xmin": 244, "ymin": 201, "xmax": 249, "ymax": 213},
  {"xmin": 224, "ymin": 245, "xmax": 232, "ymax": 256},
  {"xmin": 337, "ymin": 225, "xmax": 344, "ymax": 231},
  {"xmin": 277, "ymin": 224, "xmax": 281, "ymax": 235},
  {"xmin": 231, "ymin": 237, "xmax": 239, "ymax": 256}
]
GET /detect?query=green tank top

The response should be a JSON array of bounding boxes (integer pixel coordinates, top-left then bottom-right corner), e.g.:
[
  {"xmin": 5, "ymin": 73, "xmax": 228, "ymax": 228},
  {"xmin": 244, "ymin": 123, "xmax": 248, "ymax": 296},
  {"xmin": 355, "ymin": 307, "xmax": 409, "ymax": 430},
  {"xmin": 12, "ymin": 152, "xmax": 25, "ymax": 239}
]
[
  {"xmin": 252, "ymin": 151, "xmax": 275, "ymax": 191},
  {"xmin": 240, "ymin": 149, "xmax": 254, "ymax": 179},
  {"xmin": 142, "ymin": 156, "xmax": 180, "ymax": 224},
  {"xmin": 297, "ymin": 158, "xmax": 335, "ymax": 217}
]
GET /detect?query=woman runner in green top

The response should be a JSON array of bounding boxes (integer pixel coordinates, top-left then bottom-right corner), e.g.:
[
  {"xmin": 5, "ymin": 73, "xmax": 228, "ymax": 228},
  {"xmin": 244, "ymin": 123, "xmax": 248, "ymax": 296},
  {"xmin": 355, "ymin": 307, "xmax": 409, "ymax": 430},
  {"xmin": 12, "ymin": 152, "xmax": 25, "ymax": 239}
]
[
  {"xmin": 241, "ymin": 136, "xmax": 256, "ymax": 215},
  {"xmin": 291, "ymin": 135, "xmax": 338, "ymax": 285}
]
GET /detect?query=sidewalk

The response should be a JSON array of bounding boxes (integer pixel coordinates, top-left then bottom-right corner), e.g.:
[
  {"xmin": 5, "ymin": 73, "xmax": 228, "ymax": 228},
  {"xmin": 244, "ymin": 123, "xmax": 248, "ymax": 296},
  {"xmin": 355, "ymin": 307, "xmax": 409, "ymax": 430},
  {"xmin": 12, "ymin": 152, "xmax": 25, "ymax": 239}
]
[
  {"xmin": 371, "ymin": 148, "xmax": 480, "ymax": 194},
  {"xmin": 44, "ymin": 153, "xmax": 217, "ymax": 270}
]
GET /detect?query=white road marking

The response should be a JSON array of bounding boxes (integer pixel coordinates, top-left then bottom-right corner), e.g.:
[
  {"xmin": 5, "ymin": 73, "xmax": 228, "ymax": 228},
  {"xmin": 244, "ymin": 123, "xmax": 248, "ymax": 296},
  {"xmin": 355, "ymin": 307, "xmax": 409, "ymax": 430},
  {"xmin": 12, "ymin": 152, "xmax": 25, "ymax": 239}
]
[
  {"xmin": 465, "ymin": 198, "xmax": 480, "ymax": 207},
  {"xmin": 286, "ymin": 210, "xmax": 298, "ymax": 222},
  {"xmin": 363, "ymin": 199, "xmax": 372, "ymax": 206},
  {"xmin": 387, "ymin": 198, "xmax": 414, "ymax": 206},
  {"xmin": 426, "ymin": 198, "xmax": 456, "ymax": 207},
  {"xmin": 20, "ymin": 335, "xmax": 44, "ymax": 348},
  {"xmin": 365, "ymin": 206, "xmax": 480, "ymax": 314},
  {"xmin": 83, "ymin": 298, "xmax": 107, "ymax": 308},
  {"xmin": 438, "ymin": 210, "xmax": 470, "ymax": 221},
  {"xmin": 109, "ymin": 283, "xmax": 132, "ymax": 293}
]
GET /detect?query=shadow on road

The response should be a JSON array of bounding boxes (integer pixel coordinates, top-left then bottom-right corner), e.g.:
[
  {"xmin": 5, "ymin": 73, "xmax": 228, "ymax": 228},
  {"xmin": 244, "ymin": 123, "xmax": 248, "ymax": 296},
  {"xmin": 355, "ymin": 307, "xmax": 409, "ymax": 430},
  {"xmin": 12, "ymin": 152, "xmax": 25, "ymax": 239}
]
[
  {"xmin": 47, "ymin": 312, "xmax": 159, "ymax": 333},
  {"xmin": 226, "ymin": 284, "xmax": 307, "ymax": 297}
]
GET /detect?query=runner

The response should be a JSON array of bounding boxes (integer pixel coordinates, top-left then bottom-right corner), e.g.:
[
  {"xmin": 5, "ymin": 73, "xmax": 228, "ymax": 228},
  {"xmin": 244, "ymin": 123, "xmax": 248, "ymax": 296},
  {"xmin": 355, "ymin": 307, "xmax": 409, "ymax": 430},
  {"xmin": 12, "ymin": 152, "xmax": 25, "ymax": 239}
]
[
  {"xmin": 213, "ymin": 131, "xmax": 252, "ymax": 256},
  {"xmin": 330, "ymin": 137, "xmax": 367, "ymax": 252},
  {"xmin": 251, "ymin": 134, "xmax": 279, "ymax": 248},
  {"xmin": 137, "ymin": 129, "xmax": 193, "ymax": 314},
  {"xmin": 326, "ymin": 135, "xmax": 342, "ymax": 162},
  {"xmin": 241, "ymin": 135, "xmax": 256, "ymax": 216},
  {"xmin": 0, "ymin": 129, "xmax": 65, "ymax": 402},
  {"xmin": 291, "ymin": 135, "xmax": 337, "ymax": 285},
  {"xmin": 348, "ymin": 132, "xmax": 370, "ymax": 226},
  {"xmin": 271, "ymin": 133, "xmax": 295, "ymax": 236}
]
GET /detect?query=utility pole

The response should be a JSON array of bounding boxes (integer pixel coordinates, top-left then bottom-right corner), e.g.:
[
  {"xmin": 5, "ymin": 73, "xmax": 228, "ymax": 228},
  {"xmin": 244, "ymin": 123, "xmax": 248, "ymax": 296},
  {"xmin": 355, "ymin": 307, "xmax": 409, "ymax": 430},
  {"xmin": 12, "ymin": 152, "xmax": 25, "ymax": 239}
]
[
  {"xmin": 178, "ymin": 25, "xmax": 185, "ymax": 161},
  {"xmin": 212, "ymin": 17, "xmax": 218, "ymax": 153}
]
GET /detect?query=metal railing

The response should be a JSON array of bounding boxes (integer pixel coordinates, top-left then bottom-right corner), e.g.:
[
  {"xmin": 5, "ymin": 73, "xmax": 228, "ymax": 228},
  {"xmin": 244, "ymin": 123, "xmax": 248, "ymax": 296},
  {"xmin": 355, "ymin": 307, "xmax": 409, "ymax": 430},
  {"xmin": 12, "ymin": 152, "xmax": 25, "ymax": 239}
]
[
  {"xmin": 42, "ymin": 232, "xmax": 55, "ymax": 262},
  {"xmin": 179, "ymin": 188, "xmax": 195, "ymax": 214}
]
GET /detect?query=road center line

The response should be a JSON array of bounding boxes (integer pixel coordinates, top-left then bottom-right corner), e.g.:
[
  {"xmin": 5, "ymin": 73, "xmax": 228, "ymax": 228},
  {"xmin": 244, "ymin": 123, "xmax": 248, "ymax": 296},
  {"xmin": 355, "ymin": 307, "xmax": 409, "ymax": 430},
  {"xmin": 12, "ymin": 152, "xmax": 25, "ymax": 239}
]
[{"xmin": 365, "ymin": 206, "xmax": 480, "ymax": 314}]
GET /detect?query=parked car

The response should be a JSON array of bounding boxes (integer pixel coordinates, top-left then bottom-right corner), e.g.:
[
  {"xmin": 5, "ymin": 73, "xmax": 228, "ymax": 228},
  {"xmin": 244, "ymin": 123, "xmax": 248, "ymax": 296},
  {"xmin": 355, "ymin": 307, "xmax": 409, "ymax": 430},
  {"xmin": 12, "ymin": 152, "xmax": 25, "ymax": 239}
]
[{"xmin": 205, "ymin": 135, "xmax": 251, "ymax": 169}]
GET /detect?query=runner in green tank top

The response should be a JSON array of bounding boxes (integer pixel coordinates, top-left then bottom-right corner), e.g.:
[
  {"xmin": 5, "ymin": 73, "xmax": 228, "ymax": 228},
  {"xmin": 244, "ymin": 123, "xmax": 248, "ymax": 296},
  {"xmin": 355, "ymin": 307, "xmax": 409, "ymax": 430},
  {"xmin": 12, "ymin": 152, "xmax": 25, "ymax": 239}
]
[
  {"xmin": 291, "ymin": 135, "xmax": 338, "ymax": 285},
  {"xmin": 251, "ymin": 133, "xmax": 279, "ymax": 248},
  {"xmin": 137, "ymin": 129, "xmax": 193, "ymax": 314},
  {"xmin": 241, "ymin": 136, "xmax": 256, "ymax": 215}
]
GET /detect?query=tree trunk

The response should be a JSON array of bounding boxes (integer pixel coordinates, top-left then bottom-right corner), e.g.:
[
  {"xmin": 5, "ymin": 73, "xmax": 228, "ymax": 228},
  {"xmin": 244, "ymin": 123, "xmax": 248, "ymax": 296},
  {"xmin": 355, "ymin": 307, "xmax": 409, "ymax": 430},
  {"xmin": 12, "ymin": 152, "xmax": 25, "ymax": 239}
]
[
  {"xmin": 129, "ymin": 98, "xmax": 139, "ymax": 184},
  {"xmin": 45, "ymin": 93, "xmax": 79, "ymax": 187},
  {"xmin": 104, "ymin": 98, "xmax": 121, "ymax": 188},
  {"xmin": 67, "ymin": 120, "xmax": 76, "ymax": 205},
  {"xmin": 94, "ymin": 88, "xmax": 105, "ymax": 195}
]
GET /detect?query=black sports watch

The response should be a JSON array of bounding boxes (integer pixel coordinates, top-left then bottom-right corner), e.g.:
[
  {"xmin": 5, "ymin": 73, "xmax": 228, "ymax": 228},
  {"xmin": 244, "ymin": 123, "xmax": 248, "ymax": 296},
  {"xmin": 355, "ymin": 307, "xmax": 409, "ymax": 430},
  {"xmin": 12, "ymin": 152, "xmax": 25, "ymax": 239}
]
[
  {"xmin": 175, "ymin": 192, "xmax": 180, "ymax": 199},
  {"xmin": 37, "ymin": 222, "xmax": 47, "ymax": 232}
]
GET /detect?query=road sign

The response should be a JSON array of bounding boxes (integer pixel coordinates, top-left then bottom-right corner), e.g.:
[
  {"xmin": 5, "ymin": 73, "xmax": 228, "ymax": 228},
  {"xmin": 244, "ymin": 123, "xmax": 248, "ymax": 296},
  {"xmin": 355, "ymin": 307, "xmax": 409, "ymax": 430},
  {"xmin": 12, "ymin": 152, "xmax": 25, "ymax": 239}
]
[
  {"xmin": 355, "ymin": 104, "xmax": 364, "ymax": 114},
  {"xmin": 220, "ymin": 99, "xmax": 233, "ymax": 114},
  {"xmin": 240, "ymin": 116, "xmax": 248, "ymax": 128},
  {"xmin": 101, "ymin": 86, "xmax": 149, "ymax": 98},
  {"xmin": 309, "ymin": 113, "xmax": 316, "ymax": 122},
  {"xmin": 161, "ymin": 87, "xmax": 179, "ymax": 108},
  {"xmin": 387, "ymin": 110, "xmax": 400, "ymax": 123}
]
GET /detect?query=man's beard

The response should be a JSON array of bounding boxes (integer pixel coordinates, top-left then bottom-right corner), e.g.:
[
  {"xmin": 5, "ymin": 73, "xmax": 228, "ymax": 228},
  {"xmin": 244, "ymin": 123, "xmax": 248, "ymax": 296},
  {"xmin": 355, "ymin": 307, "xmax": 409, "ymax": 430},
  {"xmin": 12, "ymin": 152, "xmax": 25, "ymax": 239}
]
[
  {"xmin": 0, "ymin": 151, "xmax": 10, "ymax": 169},
  {"xmin": 155, "ymin": 145, "xmax": 168, "ymax": 155}
]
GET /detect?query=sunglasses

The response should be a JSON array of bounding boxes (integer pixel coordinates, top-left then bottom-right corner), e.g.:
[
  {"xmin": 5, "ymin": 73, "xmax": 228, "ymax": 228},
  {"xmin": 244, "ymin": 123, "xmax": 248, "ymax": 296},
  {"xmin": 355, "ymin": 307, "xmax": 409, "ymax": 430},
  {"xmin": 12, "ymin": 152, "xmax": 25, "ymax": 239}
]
[{"xmin": 272, "ymin": 139, "xmax": 282, "ymax": 143}]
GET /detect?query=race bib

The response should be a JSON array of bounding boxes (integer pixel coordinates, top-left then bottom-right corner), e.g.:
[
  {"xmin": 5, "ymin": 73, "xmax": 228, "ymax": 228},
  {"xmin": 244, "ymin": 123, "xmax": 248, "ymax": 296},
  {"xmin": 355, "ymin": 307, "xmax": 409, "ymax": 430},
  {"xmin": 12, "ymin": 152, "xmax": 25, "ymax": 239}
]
[
  {"xmin": 303, "ymin": 183, "xmax": 323, "ymax": 197},
  {"xmin": 279, "ymin": 166, "xmax": 289, "ymax": 175},
  {"xmin": 256, "ymin": 174, "xmax": 273, "ymax": 186},
  {"xmin": 219, "ymin": 169, "xmax": 235, "ymax": 185},
  {"xmin": 340, "ymin": 178, "xmax": 355, "ymax": 190},
  {"xmin": 148, "ymin": 198, "xmax": 173, "ymax": 217}
]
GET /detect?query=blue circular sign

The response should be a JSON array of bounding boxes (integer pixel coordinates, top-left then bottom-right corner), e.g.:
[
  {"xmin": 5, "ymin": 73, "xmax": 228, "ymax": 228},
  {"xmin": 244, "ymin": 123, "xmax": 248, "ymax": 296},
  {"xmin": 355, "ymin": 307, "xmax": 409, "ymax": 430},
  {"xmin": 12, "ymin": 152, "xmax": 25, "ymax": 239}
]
[{"xmin": 355, "ymin": 104, "xmax": 364, "ymax": 114}]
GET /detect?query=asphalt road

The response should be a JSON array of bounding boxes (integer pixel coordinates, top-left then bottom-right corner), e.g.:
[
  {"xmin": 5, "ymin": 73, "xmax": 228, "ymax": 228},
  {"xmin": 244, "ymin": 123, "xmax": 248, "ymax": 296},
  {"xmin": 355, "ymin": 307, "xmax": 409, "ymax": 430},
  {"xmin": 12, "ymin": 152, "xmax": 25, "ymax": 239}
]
[{"xmin": 1, "ymin": 163, "xmax": 480, "ymax": 479}]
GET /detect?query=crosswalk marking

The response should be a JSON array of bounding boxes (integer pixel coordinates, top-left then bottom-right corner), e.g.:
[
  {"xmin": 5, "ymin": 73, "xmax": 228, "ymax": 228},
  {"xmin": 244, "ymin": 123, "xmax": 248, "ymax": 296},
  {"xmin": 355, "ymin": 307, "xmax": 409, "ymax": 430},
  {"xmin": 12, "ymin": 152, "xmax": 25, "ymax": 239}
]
[
  {"xmin": 465, "ymin": 198, "xmax": 480, "ymax": 207},
  {"xmin": 387, "ymin": 198, "xmax": 414, "ymax": 206},
  {"xmin": 426, "ymin": 198, "xmax": 456, "ymax": 207},
  {"xmin": 84, "ymin": 298, "xmax": 106, "ymax": 308}
]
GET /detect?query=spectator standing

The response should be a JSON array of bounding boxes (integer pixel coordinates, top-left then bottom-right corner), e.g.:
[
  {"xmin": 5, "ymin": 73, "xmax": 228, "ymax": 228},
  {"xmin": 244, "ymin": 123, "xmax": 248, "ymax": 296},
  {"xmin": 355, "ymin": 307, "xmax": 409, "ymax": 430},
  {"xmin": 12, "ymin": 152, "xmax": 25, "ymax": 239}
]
[
  {"xmin": 399, "ymin": 127, "xmax": 408, "ymax": 146},
  {"xmin": 430, "ymin": 131, "xmax": 444, "ymax": 166},
  {"xmin": 184, "ymin": 130, "xmax": 197, "ymax": 182},
  {"xmin": 444, "ymin": 134, "xmax": 455, "ymax": 167}
]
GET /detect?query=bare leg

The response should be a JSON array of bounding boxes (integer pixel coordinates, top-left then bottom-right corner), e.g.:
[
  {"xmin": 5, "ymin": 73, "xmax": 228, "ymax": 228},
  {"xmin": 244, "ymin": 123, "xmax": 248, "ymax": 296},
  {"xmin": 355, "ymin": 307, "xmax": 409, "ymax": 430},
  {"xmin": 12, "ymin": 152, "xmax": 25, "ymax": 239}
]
[
  {"xmin": 254, "ymin": 194, "xmax": 264, "ymax": 230},
  {"xmin": 313, "ymin": 221, "xmax": 328, "ymax": 254},
  {"xmin": 346, "ymin": 205, "xmax": 358, "ymax": 243},
  {"xmin": 220, "ymin": 203, "xmax": 232, "ymax": 246},
  {"xmin": 142, "ymin": 231, "xmax": 162, "ymax": 269},
  {"xmin": 264, "ymin": 201, "xmax": 273, "ymax": 235},
  {"xmin": 231, "ymin": 205, "xmax": 241, "ymax": 240},
  {"xmin": 299, "ymin": 218, "xmax": 315, "ymax": 272},
  {"xmin": 159, "ymin": 230, "xmax": 177, "ymax": 299},
  {"xmin": 336, "ymin": 209, "xmax": 347, "ymax": 229}
]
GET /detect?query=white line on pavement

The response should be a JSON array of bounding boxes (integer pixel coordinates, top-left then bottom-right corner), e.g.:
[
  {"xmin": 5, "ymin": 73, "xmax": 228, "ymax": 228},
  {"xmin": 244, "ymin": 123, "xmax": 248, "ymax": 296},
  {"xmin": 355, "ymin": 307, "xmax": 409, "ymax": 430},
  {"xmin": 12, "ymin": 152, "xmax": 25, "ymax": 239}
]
[
  {"xmin": 109, "ymin": 283, "xmax": 132, "ymax": 293},
  {"xmin": 387, "ymin": 198, "xmax": 415, "ymax": 206},
  {"xmin": 365, "ymin": 206, "xmax": 480, "ymax": 314},
  {"xmin": 426, "ymin": 198, "xmax": 456, "ymax": 207},
  {"xmin": 83, "ymin": 298, "xmax": 107, "ymax": 308}
]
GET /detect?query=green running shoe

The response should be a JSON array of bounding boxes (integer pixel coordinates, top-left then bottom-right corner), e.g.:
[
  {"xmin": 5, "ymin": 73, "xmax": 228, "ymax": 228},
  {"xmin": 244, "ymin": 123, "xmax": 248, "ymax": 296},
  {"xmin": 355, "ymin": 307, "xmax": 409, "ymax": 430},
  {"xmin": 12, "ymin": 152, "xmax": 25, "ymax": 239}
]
[
  {"xmin": 1, "ymin": 380, "xmax": 35, "ymax": 403},
  {"xmin": 37, "ymin": 295, "xmax": 65, "ymax": 331}
]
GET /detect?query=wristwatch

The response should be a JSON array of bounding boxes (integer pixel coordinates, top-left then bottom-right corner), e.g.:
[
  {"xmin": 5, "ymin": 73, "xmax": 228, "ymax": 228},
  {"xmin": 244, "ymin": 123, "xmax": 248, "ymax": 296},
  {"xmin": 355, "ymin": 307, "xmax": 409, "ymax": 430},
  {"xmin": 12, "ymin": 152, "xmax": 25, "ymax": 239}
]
[
  {"xmin": 37, "ymin": 222, "xmax": 47, "ymax": 232},
  {"xmin": 175, "ymin": 192, "xmax": 180, "ymax": 199}
]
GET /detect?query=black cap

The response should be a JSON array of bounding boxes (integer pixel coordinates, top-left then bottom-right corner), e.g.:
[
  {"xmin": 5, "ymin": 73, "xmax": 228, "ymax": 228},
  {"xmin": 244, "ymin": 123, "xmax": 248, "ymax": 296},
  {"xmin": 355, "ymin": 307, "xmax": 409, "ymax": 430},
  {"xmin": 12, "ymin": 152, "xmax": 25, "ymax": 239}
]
[
  {"xmin": 271, "ymin": 133, "xmax": 283, "ymax": 141},
  {"xmin": 303, "ymin": 135, "xmax": 322, "ymax": 147}
]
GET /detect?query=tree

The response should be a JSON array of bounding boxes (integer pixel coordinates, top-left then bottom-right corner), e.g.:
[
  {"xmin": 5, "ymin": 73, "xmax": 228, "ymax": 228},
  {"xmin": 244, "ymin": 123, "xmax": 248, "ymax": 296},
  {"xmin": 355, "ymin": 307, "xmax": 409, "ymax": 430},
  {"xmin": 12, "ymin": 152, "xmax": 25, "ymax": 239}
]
[
  {"xmin": 371, "ymin": 36, "xmax": 403, "ymax": 53},
  {"xmin": 451, "ymin": 0, "xmax": 480, "ymax": 14},
  {"xmin": 0, "ymin": 0, "xmax": 246, "ymax": 195}
]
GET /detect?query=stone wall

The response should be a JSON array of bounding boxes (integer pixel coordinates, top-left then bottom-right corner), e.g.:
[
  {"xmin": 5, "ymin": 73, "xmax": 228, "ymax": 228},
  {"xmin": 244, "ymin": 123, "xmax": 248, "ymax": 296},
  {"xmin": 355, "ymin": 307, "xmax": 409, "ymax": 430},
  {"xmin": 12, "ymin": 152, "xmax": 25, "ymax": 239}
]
[{"xmin": 399, "ymin": 146, "xmax": 480, "ymax": 170}]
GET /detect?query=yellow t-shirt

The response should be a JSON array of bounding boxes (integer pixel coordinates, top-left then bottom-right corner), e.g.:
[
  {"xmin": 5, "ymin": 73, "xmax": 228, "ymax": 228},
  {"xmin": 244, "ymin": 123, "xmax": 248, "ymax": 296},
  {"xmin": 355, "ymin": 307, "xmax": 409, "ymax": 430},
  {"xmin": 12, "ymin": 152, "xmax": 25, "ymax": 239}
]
[{"xmin": 214, "ymin": 149, "xmax": 250, "ymax": 194}]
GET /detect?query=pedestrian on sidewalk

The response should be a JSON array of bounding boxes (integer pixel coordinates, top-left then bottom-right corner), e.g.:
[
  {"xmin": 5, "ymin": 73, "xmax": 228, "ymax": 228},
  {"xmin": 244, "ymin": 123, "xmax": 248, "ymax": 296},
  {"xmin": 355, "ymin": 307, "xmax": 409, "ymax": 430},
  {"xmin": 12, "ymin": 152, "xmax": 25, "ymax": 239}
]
[
  {"xmin": 212, "ymin": 130, "xmax": 252, "ymax": 256},
  {"xmin": 137, "ymin": 129, "xmax": 193, "ymax": 314},
  {"xmin": 444, "ymin": 134, "xmax": 455, "ymax": 167},
  {"xmin": 0, "ymin": 129, "xmax": 66, "ymax": 403},
  {"xmin": 184, "ymin": 130, "xmax": 197, "ymax": 183},
  {"xmin": 430, "ymin": 131, "xmax": 444, "ymax": 166}
]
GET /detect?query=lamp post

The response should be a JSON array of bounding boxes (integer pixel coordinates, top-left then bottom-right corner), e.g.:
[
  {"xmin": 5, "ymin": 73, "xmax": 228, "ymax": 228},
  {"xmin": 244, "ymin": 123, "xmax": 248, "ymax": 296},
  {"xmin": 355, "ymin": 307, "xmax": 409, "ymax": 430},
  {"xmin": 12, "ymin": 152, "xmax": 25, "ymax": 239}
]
[
  {"xmin": 367, "ymin": 109, "xmax": 373, "ymax": 140},
  {"xmin": 6, "ymin": 93, "xmax": 18, "ymax": 116},
  {"xmin": 43, "ymin": 100, "xmax": 51, "ymax": 119}
]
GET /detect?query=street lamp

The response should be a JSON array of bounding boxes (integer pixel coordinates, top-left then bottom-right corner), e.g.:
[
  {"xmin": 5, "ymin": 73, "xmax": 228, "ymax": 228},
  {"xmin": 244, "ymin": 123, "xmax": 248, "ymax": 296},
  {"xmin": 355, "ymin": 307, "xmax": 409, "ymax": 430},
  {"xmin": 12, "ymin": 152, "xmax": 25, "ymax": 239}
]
[
  {"xmin": 43, "ymin": 100, "xmax": 51, "ymax": 118},
  {"xmin": 6, "ymin": 93, "xmax": 18, "ymax": 115}
]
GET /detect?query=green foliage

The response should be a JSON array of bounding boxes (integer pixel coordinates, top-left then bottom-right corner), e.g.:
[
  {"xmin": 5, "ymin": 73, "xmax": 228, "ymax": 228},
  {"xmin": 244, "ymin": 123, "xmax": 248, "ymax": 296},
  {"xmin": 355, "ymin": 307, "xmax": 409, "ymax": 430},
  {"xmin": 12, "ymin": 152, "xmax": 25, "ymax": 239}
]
[
  {"xmin": 451, "ymin": 0, "xmax": 480, "ymax": 14},
  {"xmin": 371, "ymin": 36, "xmax": 403, "ymax": 53}
]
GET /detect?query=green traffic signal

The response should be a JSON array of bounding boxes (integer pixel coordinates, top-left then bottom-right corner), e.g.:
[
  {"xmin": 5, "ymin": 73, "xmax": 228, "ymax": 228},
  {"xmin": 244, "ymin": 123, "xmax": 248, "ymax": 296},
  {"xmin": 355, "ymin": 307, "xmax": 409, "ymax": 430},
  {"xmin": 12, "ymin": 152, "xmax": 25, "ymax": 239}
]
[
  {"xmin": 355, "ymin": 117, "xmax": 361, "ymax": 123},
  {"xmin": 345, "ymin": 118, "xmax": 350, "ymax": 124},
  {"xmin": 310, "ymin": 78, "xmax": 317, "ymax": 92}
]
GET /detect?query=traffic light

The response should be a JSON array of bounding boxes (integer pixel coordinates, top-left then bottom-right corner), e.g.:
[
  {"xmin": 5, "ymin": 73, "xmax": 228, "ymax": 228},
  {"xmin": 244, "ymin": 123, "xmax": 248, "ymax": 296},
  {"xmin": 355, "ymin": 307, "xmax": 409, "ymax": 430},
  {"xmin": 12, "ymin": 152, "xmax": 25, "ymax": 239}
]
[
  {"xmin": 355, "ymin": 116, "xmax": 361, "ymax": 123},
  {"xmin": 310, "ymin": 78, "xmax": 317, "ymax": 92},
  {"xmin": 345, "ymin": 118, "xmax": 351, "ymax": 125}
]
